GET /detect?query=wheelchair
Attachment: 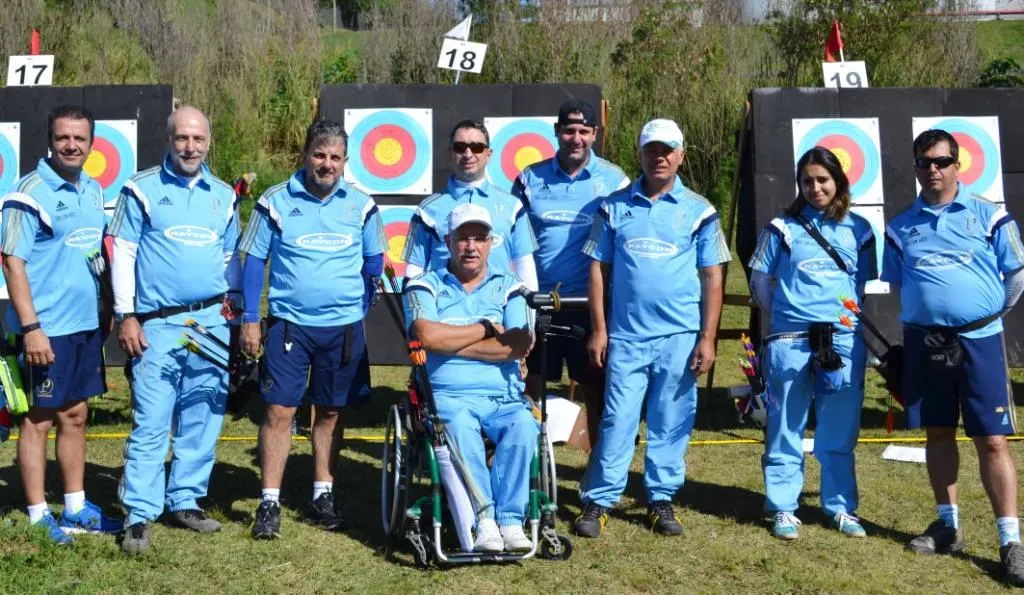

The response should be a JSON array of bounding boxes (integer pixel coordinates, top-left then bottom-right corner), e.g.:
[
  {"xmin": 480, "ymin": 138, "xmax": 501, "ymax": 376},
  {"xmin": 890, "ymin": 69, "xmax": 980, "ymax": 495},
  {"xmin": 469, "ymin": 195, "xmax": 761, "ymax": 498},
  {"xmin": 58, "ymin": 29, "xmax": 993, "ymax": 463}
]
[{"xmin": 379, "ymin": 286, "xmax": 585, "ymax": 568}]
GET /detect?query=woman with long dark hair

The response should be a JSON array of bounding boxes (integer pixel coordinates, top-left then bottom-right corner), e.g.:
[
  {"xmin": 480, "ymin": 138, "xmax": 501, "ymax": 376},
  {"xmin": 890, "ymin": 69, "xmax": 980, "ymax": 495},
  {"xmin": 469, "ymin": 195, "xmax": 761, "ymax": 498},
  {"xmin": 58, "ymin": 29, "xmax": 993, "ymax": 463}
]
[{"xmin": 748, "ymin": 146, "xmax": 877, "ymax": 540}]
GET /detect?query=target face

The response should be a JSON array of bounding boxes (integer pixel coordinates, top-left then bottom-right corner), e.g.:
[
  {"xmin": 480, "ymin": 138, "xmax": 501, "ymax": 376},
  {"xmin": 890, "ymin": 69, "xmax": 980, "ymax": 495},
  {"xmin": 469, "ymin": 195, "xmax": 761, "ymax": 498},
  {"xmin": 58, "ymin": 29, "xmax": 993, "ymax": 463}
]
[
  {"xmin": 83, "ymin": 120, "xmax": 137, "ymax": 195},
  {"xmin": 792, "ymin": 118, "xmax": 883, "ymax": 205},
  {"xmin": 345, "ymin": 109, "xmax": 432, "ymax": 195},
  {"xmin": 0, "ymin": 122, "xmax": 21, "ymax": 196},
  {"xmin": 912, "ymin": 116, "xmax": 1003, "ymax": 202},
  {"xmin": 485, "ymin": 117, "xmax": 558, "ymax": 193},
  {"xmin": 379, "ymin": 205, "xmax": 416, "ymax": 290}
]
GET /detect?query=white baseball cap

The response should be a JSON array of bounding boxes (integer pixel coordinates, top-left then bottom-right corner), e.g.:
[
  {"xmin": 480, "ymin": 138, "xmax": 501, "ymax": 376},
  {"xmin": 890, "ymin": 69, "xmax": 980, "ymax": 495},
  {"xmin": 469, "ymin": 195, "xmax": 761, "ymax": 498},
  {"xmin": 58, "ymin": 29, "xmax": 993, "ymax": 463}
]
[
  {"xmin": 448, "ymin": 202, "xmax": 492, "ymax": 232},
  {"xmin": 639, "ymin": 118, "xmax": 685, "ymax": 149}
]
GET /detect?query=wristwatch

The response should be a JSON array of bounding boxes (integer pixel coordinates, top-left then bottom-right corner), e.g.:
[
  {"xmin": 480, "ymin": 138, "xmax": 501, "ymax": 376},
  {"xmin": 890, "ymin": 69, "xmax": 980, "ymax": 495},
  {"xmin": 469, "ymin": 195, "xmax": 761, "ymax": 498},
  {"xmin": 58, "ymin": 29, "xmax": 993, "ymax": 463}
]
[
  {"xmin": 480, "ymin": 319, "xmax": 497, "ymax": 339},
  {"xmin": 115, "ymin": 312, "xmax": 137, "ymax": 322}
]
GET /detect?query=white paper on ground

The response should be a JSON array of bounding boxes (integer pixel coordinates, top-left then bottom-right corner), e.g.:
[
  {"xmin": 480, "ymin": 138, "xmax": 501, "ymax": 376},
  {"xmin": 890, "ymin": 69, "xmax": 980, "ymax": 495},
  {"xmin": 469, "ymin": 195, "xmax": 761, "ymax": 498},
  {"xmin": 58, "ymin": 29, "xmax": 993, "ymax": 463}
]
[
  {"xmin": 546, "ymin": 396, "xmax": 582, "ymax": 443},
  {"xmin": 882, "ymin": 444, "xmax": 927, "ymax": 463}
]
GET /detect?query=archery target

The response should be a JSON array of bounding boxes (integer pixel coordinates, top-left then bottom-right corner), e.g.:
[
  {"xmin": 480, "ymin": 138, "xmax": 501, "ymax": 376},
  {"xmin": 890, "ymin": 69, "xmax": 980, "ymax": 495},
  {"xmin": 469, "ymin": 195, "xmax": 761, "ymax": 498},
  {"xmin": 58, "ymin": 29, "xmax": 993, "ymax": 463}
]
[
  {"xmin": 912, "ymin": 116, "xmax": 1003, "ymax": 202},
  {"xmin": 0, "ymin": 122, "xmax": 20, "ymax": 196},
  {"xmin": 792, "ymin": 118, "xmax": 884, "ymax": 205},
  {"xmin": 345, "ymin": 109, "xmax": 432, "ymax": 195},
  {"xmin": 379, "ymin": 205, "xmax": 416, "ymax": 290},
  {"xmin": 84, "ymin": 120, "xmax": 137, "ymax": 195},
  {"xmin": 485, "ymin": 117, "xmax": 557, "ymax": 193},
  {"xmin": 849, "ymin": 204, "xmax": 889, "ymax": 295}
]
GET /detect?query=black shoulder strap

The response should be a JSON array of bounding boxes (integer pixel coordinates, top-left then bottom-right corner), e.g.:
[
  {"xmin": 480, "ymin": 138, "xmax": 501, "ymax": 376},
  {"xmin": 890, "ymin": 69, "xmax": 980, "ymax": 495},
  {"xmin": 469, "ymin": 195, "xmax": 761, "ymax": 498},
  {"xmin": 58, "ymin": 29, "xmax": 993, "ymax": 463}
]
[
  {"xmin": 952, "ymin": 311, "xmax": 1003, "ymax": 335},
  {"xmin": 794, "ymin": 214, "xmax": 850, "ymax": 274}
]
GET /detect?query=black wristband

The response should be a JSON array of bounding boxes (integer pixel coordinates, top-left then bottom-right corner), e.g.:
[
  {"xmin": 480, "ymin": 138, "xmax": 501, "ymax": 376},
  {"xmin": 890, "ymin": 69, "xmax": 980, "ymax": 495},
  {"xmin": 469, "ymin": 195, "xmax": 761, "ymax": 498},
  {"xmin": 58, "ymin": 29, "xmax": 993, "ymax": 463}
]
[
  {"xmin": 21, "ymin": 322, "xmax": 41, "ymax": 334},
  {"xmin": 480, "ymin": 319, "xmax": 496, "ymax": 339}
]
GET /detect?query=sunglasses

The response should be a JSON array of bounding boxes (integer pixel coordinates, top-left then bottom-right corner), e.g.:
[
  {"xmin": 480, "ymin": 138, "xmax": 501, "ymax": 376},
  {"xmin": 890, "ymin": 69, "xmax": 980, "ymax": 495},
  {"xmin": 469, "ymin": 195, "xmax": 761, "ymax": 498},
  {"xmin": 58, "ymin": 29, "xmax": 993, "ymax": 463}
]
[
  {"xmin": 914, "ymin": 156, "xmax": 957, "ymax": 170},
  {"xmin": 451, "ymin": 142, "xmax": 489, "ymax": 154}
]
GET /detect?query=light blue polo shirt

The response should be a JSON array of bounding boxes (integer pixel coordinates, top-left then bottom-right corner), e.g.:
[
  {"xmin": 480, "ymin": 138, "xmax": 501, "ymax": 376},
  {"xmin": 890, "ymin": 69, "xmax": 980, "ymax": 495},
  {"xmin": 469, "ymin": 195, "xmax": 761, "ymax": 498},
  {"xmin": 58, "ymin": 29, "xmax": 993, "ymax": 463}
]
[
  {"xmin": 403, "ymin": 176, "xmax": 537, "ymax": 274},
  {"xmin": 882, "ymin": 183, "xmax": 1024, "ymax": 338},
  {"xmin": 582, "ymin": 176, "xmax": 731, "ymax": 341},
  {"xmin": 107, "ymin": 157, "xmax": 240, "ymax": 320},
  {"xmin": 403, "ymin": 269, "xmax": 529, "ymax": 400},
  {"xmin": 1, "ymin": 159, "xmax": 105, "ymax": 336},
  {"xmin": 239, "ymin": 170, "xmax": 386, "ymax": 327},
  {"xmin": 511, "ymin": 151, "xmax": 629, "ymax": 295},
  {"xmin": 749, "ymin": 204, "xmax": 877, "ymax": 334}
]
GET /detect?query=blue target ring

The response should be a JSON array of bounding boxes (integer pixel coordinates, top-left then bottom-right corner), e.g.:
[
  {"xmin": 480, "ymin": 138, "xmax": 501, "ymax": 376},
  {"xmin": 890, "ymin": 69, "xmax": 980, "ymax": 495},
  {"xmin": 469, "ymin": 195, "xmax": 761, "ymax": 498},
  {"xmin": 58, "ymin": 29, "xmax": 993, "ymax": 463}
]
[
  {"xmin": 348, "ymin": 110, "xmax": 430, "ymax": 194},
  {"xmin": 486, "ymin": 118, "xmax": 557, "ymax": 193},
  {"xmin": 931, "ymin": 118, "xmax": 1000, "ymax": 196},
  {"xmin": 0, "ymin": 130, "xmax": 19, "ymax": 194},
  {"xmin": 88, "ymin": 121, "xmax": 136, "ymax": 195},
  {"xmin": 796, "ymin": 120, "xmax": 880, "ymax": 200}
]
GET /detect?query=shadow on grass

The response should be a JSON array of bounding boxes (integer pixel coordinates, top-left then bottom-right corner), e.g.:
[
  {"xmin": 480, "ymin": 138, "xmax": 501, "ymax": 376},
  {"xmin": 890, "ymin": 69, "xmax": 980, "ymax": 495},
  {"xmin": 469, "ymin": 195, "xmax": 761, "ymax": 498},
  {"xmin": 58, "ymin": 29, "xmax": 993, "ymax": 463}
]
[
  {"xmin": 0, "ymin": 459, "xmax": 123, "ymax": 514},
  {"xmin": 224, "ymin": 384, "xmax": 409, "ymax": 430}
]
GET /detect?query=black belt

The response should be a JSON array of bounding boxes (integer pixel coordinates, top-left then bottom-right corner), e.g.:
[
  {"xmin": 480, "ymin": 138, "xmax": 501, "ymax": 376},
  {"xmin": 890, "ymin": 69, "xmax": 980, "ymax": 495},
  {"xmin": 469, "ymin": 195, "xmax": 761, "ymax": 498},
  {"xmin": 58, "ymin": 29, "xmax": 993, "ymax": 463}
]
[{"xmin": 137, "ymin": 294, "xmax": 225, "ymax": 324}]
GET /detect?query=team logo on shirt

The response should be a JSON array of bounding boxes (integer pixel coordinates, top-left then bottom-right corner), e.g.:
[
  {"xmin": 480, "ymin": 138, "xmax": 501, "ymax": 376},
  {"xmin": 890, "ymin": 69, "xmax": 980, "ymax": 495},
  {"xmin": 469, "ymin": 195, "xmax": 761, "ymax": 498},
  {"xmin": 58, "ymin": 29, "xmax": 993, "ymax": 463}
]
[
  {"xmin": 64, "ymin": 227, "xmax": 102, "ymax": 249},
  {"xmin": 915, "ymin": 250, "xmax": 973, "ymax": 270},
  {"xmin": 289, "ymin": 208, "xmax": 302, "ymax": 217},
  {"xmin": 594, "ymin": 181, "xmax": 606, "ymax": 195},
  {"xmin": 296, "ymin": 232, "xmax": 353, "ymax": 252},
  {"xmin": 56, "ymin": 201, "xmax": 68, "ymax": 211},
  {"xmin": 164, "ymin": 225, "xmax": 218, "ymax": 246},
  {"xmin": 36, "ymin": 378, "xmax": 54, "ymax": 398},
  {"xmin": 159, "ymin": 197, "xmax": 173, "ymax": 206},
  {"xmin": 541, "ymin": 211, "xmax": 593, "ymax": 227},
  {"xmin": 623, "ymin": 237, "xmax": 678, "ymax": 259},
  {"xmin": 796, "ymin": 258, "xmax": 850, "ymax": 277},
  {"xmin": 491, "ymin": 235, "xmax": 505, "ymax": 248}
]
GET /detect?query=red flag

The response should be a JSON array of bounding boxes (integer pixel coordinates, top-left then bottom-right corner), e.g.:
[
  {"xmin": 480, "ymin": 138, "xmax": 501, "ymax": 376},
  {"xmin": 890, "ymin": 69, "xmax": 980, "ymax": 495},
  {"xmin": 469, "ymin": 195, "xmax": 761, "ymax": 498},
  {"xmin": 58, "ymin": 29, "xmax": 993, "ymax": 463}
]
[
  {"xmin": 30, "ymin": 29, "xmax": 40, "ymax": 55},
  {"xmin": 825, "ymin": 20, "xmax": 843, "ymax": 63}
]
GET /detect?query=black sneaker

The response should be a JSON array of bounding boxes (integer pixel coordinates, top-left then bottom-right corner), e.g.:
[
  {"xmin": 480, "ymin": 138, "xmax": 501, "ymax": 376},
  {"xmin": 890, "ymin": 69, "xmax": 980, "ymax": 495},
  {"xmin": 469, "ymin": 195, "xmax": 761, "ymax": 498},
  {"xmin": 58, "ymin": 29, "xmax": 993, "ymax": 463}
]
[
  {"xmin": 647, "ymin": 501, "xmax": 684, "ymax": 536},
  {"xmin": 121, "ymin": 522, "xmax": 151, "ymax": 555},
  {"xmin": 170, "ymin": 509, "xmax": 222, "ymax": 533},
  {"xmin": 308, "ymin": 492, "xmax": 344, "ymax": 531},
  {"xmin": 1002, "ymin": 542, "xmax": 1024, "ymax": 587},
  {"xmin": 907, "ymin": 519, "xmax": 965, "ymax": 554},
  {"xmin": 571, "ymin": 503, "xmax": 608, "ymax": 538},
  {"xmin": 252, "ymin": 500, "xmax": 282, "ymax": 540}
]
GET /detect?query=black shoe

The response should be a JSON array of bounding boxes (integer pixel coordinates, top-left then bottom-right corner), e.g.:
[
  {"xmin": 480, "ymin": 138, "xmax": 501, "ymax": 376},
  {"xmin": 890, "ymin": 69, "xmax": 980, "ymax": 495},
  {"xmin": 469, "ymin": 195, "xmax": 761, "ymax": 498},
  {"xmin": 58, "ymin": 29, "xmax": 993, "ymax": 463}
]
[
  {"xmin": 571, "ymin": 503, "xmax": 608, "ymax": 538},
  {"xmin": 647, "ymin": 501, "xmax": 684, "ymax": 536},
  {"xmin": 1002, "ymin": 542, "xmax": 1024, "ymax": 587},
  {"xmin": 308, "ymin": 492, "xmax": 344, "ymax": 531},
  {"xmin": 907, "ymin": 519, "xmax": 965, "ymax": 554},
  {"xmin": 120, "ymin": 522, "xmax": 151, "ymax": 555},
  {"xmin": 170, "ymin": 509, "xmax": 222, "ymax": 533},
  {"xmin": 252, "ymin": 500, "xmax": 282, "ymax": 540}
]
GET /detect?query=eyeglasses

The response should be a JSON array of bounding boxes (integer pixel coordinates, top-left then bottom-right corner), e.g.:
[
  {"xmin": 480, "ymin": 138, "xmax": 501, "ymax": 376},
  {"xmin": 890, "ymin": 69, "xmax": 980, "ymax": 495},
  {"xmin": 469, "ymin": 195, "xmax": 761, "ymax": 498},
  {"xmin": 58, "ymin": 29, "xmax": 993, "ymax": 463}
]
[
  {"xmin": 914, "ymin": 156, "xmax": 957, "ymax": 170},
  {"xmin": 451, "ymin": 142, "xmax": 489, "ymax": 154},
  {"xmin": 454, "ymin": 234, "xmax": 491, "ymax": 245}
]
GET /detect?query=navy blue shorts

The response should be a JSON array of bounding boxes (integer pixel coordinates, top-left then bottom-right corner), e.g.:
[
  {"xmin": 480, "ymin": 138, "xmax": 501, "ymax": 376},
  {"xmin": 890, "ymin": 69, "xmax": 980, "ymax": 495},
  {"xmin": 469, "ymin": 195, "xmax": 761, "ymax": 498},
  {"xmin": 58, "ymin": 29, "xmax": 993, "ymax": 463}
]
[
  {"xmin": 18, "ymin": 328, "xmax": 106, "ymax": 410},
  {"xmin": 526, "ymin": 309, "xmax": 598, "ymax": 383},
  {"xmin": 903, "ymin": 326, "xmax": 1015, "ymax": 437},
  {"xmin": 260, "ymin": 318, "xmax": 371, "ymax": 408}
]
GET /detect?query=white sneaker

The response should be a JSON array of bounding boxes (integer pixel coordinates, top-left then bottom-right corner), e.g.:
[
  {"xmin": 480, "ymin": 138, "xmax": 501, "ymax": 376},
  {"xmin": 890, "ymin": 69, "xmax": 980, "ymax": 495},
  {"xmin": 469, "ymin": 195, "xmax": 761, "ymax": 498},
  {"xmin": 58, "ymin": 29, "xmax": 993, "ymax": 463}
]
[
  {"xmin": 500, "ymin": 524, "xmax": 532, "ymax": 552},
  {"xmin": 473, "ymin": 518, "xmax": 503, "ymax": 552}
]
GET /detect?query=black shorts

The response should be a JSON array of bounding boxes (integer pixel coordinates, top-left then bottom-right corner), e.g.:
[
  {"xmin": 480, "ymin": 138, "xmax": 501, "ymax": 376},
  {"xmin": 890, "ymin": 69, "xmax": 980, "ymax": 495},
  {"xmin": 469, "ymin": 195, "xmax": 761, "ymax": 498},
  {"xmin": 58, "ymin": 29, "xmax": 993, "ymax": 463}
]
[{"xmin": 526, "ymin": 309, "xmax": 596, "ymax": 383}]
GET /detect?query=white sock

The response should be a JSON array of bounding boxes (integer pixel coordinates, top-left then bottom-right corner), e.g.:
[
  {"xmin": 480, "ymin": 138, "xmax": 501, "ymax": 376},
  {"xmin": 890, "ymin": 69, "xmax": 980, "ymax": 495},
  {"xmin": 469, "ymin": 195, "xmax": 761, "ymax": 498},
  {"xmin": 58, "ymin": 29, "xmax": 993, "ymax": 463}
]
[
  {"xmin": 262, "ymin": 488, "xmax": 280, "ymax": 503},
  {"xmin": 312, "ymin": 481, "xmax": 332, "ymax": 500},
  {"xmin": 27, "ymin": 502, "xmax": 49, "ymax": 524},
  {"xmin": 64, "ymin": 491, "xmax": 86, "ymax": 514}
]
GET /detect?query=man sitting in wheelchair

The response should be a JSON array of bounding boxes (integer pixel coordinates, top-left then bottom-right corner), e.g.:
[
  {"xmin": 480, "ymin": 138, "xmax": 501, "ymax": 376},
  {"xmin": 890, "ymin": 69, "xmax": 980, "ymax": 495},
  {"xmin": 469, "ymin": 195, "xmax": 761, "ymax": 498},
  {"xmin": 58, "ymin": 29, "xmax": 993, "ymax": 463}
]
[{"xmin": 402, "ymin": 203, "xmax": 537, "ymax": 553}]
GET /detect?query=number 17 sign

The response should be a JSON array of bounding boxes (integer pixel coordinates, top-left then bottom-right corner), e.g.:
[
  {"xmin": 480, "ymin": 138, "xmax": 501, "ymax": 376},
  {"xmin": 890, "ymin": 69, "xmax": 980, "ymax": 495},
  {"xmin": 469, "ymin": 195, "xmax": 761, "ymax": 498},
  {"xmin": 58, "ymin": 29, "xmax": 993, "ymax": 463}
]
[{"xmin": 437, "ymin": 38, "xmax": 487, "ymax": 75}]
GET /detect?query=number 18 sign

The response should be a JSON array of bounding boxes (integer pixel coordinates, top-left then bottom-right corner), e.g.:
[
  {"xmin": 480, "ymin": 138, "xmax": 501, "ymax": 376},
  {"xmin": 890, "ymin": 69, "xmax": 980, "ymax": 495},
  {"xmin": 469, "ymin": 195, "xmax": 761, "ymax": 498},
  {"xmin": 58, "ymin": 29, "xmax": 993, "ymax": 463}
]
[{"xmin": 437, "ymin": 38, "xmax": 487, "ymax": 75}]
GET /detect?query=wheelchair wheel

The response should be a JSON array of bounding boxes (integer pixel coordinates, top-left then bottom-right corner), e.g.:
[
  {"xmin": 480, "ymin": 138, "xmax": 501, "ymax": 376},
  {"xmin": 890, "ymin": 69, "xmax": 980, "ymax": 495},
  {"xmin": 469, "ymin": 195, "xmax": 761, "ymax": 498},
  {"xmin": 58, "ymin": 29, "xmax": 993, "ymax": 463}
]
[
  {"xmin": 540, "ymin": 532, "xmax": 574, "ymax": 561},
  {"xmin": 381, "ymin": 404, "xmax": 409, "ymax": 540}
]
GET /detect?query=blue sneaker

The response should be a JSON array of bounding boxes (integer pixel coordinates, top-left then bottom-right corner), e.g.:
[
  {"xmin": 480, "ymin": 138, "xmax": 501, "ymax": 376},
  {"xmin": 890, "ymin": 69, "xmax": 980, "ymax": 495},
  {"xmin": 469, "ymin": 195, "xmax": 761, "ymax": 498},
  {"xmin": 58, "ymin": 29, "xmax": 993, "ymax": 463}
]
[
  {"xmin": 772, "ymin": 511, "xmax": 801, "ymax": 540},
  {"xmin": 832, "ymin": 512, "xmax": 866, "ymax": 538},
  {"xmin": 59, "ymin": 501, "xmax": 124, "ymax": 535},
  {"xmin": 33, "ymin": 510, "xmax": 73, "ymax": 545}
]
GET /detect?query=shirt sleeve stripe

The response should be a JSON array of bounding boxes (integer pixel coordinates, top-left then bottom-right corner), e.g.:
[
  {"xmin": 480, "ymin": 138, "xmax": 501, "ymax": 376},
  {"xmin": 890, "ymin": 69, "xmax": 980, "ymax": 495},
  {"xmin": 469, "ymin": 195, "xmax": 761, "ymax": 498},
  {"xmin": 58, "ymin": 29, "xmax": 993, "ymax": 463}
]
[
  {"xmin": 1, "ymin": 207, "xmax": 24, "ymax": 254},
  {"xmin": 3, "ymin": 192, "xmax": 53, "ymax": 234},
  {"xmin": 884, "ymin": 224, "xmax": 903, "ymax": 256},
  {"xmin": 123, "ymin": 180, "xmax": 153, "ymax": 225}
]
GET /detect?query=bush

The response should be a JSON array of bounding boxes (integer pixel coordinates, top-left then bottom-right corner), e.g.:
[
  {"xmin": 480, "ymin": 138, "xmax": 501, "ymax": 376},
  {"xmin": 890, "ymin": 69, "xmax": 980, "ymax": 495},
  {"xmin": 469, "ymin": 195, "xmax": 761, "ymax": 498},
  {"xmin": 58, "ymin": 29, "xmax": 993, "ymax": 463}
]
[{"xmin": 978, "ymin": 57, "xmax": 1024, "ymax": 88}]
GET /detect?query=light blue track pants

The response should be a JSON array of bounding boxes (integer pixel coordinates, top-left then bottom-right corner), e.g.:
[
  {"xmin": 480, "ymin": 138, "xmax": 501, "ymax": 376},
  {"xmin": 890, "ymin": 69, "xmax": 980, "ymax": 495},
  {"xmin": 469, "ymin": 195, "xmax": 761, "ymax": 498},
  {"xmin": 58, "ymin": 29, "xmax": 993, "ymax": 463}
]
[
  {"xmin": 762, "ymin": 332, "xmax": 866, "ymax": 517},
  {"xmin": 434, "ymin": 394, "xmax": 540, "ymax": 527},
  {"xmin": 120, "ymin": 315, "xmax": 229, "ymax": 525},
  {"xmin": 581, "ymin": 332, "xmax": 698, "ymax": 508}
]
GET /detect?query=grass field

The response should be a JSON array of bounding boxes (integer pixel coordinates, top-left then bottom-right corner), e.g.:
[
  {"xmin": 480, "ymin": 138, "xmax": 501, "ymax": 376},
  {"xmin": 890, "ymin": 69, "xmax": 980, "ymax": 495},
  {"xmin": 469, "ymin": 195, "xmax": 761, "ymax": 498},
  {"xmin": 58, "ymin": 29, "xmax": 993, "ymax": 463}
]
[{"xmin": 4, "ymin": 268, "xmax": 1024, "ymax": 593}]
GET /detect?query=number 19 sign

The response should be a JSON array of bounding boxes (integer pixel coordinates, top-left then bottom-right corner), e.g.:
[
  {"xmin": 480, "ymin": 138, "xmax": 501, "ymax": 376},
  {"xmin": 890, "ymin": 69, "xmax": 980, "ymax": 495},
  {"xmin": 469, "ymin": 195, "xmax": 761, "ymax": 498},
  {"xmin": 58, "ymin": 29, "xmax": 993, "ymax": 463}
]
[
  {"xmin": 437, "ymin": 38, "xmax": 487, "ymax": 75},
  {"xmin": 822, "ymin": 61, "xmax": 869, "ymax": 89}
]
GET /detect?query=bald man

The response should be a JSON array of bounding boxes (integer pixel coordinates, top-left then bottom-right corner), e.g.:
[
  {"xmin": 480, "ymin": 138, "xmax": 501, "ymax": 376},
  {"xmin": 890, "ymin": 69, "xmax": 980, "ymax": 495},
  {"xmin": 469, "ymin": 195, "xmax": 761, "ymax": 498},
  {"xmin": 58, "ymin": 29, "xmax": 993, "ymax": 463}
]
[{"xmin": 109, "ymin": 106, "xmax": 242, "ymax": 554}]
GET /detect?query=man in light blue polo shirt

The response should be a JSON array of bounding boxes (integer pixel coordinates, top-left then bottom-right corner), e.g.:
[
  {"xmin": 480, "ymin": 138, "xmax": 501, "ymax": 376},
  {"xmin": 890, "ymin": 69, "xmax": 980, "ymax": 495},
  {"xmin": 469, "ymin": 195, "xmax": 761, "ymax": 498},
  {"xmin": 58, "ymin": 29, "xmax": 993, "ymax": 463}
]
[
  {"xmin": 403, "ymin": 119, "xmax": 538, "ymax": 291},
  {"xmin": 883, "ymin": 129, "xmax": 1024, "ymax": 585},
  {"xmin": 110, "ymin": 106, "xmax": 242, "ymax": 554},
  {"xmin": 573, "ymin": 119, "xmax": 730, "ymax": 538},
  {"xmin": 2, "ymin": 105, "xmax": 121, "ymax": 544},
  {"xmin": 511, "ymin": 99, "xmax": 629, "ymax": 447},
  {"xmin": 403, "ymin": 202, "xmax": 537, "ymax": 553},
  {"xmin": 239, "ymin": 120, "xmax": 385, "ymax": 540}
]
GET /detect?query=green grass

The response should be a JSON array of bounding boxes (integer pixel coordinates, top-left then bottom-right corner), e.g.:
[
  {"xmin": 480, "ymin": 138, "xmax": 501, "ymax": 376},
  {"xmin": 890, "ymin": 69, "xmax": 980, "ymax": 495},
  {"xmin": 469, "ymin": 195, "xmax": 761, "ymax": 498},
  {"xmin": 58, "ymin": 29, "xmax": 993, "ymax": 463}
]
[{"xmin": 976, "ymin": 19, "xmax": 1024, "ymax": 65}]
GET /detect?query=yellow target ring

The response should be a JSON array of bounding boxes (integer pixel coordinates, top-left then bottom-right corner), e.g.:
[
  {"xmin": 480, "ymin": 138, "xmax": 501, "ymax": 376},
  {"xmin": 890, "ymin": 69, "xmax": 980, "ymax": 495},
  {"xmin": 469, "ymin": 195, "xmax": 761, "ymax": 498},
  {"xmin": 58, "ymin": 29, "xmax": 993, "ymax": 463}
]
[
  {"xmin": 513, "ymin": 146, "xmax": 544, "ymax": 173},
  {"xmin": 830, "ymin": 147, "xmax": 853, "ymax": 174},
  {"xmin": 374, "ymin": 138, "xmax": 403, "ymax": 167},
  {"xmin": 83, "ymin": 150, "xmax": 107, "ymax": 179},
  {"xmin": 958, "ymin": 147, "xmax": 972, "ymax": 174},
  {"xmin": 387, "ymin": 235, "xmax": 406, "ymax": 264}
]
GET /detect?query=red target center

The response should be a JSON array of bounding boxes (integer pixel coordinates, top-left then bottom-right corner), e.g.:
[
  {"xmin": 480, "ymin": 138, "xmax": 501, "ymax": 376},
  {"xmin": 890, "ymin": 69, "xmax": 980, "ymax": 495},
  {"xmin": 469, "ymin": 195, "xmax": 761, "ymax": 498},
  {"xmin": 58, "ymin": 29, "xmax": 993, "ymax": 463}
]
[
  {"xmin": 951, "ymin": 132, "xmax": 984, "ymax": 186},
  {"xmin": 817, "ymin": 134, "xmax": 865, "ymax": 185},
  {"xmin": 87, "ymin": 136, "xmax": 122, "ymax": 189},
  {"xmin": 361, "ymin": 125, "xmax": 416, "ymax": 179},
  {"xmin": 500, "ymin": 132, "xmax": 555, "ymax": 182}
]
